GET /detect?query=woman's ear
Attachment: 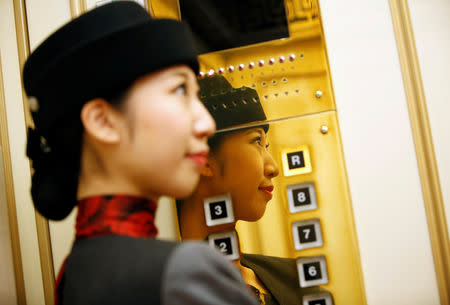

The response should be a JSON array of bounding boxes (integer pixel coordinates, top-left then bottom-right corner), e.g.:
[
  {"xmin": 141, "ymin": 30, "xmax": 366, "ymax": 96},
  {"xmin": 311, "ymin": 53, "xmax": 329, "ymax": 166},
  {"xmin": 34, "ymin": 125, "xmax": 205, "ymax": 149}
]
[{"xmin": 80, "ymin": 98, "xmax": 122, "ymax": 144}]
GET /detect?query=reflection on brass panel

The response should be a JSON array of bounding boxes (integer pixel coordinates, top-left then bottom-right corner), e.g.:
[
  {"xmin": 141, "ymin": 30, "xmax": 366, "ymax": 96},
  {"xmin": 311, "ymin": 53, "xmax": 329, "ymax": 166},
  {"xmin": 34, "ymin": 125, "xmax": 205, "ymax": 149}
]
[
  {"xmin": 179, "ymin": 0, "xmax": 289, "ymax": 54},
  {"xmin": 149, "ymin": 0, "xmax": 180, "ymax": 19},
  {"xmin": 172, "ymin": 0, "xmax": 333, "ymax": 120},
  {"xmin": 155, "ymin": 1, "xmax": 366, "ymax": 304},
  {"xmin": 236, "ymin": 113, "xmax": 365, "ymax": 304}
]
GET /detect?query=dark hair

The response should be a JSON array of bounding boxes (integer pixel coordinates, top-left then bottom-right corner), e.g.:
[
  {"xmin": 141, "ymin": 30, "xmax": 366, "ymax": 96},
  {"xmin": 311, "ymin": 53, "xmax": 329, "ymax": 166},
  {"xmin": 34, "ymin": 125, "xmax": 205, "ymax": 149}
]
[{"xmin": 29, "ymin": 87, "xmax": 130, "ymax": 220}]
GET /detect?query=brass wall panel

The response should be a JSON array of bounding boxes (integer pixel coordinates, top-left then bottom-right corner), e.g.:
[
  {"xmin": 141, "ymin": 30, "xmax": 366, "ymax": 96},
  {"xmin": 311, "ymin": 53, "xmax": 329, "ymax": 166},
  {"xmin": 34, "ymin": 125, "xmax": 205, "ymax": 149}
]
[
  {"xmin": 238, "ymin": 112, "xmax": 366, "ymax": 304},
  {"xmin": 146, "ymin": 1, "xmax": 366, "ymax": 303},
  {"xmin": 151, "ymin": 1, "xmax": 333, "ymax": 121},
  {"xmin": 198, "ymin": 34, "xmax": 334, "ymax": 121}
]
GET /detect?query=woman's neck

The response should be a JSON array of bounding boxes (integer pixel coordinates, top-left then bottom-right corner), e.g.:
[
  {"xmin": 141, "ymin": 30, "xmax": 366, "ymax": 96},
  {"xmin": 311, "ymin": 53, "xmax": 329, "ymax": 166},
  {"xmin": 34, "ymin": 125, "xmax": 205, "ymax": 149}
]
[
  {"xmin": 179, "ymin": 193, "xmax": 272, "ymax": 293},
  {"xmin": 77, "ymin": 142, "xmax": 159, "ymax": 201}
]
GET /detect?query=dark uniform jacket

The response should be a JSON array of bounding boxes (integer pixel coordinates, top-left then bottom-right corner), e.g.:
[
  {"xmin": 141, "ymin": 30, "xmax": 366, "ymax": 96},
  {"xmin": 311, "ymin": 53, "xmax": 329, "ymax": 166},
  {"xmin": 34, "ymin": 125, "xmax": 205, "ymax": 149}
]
[
  {"xmin": 62, "ymin": 236, "xmax": 258, "ymax": 305},
  {"xmin": 241, "ymin": 253, "xmax": 327, "ymax": 305}
]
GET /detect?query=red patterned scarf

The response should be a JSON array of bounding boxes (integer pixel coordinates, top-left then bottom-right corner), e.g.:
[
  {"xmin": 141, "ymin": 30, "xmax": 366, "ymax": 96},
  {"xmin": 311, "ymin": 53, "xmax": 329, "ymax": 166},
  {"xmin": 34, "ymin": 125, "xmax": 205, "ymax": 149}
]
[{"xmin": 55, "ymin": 195, "xmax": 158, "ymax": 304}]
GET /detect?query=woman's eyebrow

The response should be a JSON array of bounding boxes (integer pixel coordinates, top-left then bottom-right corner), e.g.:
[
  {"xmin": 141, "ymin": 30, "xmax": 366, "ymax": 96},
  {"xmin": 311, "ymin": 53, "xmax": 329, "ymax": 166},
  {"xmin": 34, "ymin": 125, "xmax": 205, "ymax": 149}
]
[{"xmin": 244, "ymin": 128, "xmax": 264, "ymax": 136}]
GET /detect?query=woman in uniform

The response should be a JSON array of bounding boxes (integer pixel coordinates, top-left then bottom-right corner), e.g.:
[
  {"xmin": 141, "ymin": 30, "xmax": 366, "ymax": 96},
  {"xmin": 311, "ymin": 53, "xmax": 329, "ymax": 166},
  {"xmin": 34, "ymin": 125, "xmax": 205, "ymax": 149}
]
[
  {"xmin": 177, "ymin": 75, "xmax": 327, "ymax": 305},
  {"xmin": 23, "ymin": 2, "xmax": 258, "ymax": 305}
]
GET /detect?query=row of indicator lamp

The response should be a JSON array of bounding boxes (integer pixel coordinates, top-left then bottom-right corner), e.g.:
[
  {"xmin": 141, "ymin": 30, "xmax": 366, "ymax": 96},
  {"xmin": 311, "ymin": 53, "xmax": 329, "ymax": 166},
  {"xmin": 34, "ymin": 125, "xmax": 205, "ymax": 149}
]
[{"xmin": 198, "ymin": 54, "xmax": 303, "ymax": 78}]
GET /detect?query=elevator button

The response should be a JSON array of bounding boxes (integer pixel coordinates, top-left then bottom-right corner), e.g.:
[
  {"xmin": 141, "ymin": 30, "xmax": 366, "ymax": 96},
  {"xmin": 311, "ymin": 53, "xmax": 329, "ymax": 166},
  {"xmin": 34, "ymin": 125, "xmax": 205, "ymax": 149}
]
[
  {"xmin": 203, "ymin": 193, "xmax": 234, "ymax": 226},
  {"xmin": 287, "ymin": 182, "xmax": 317, "ymax": 213},
  {"xmin": 303, "ymin": 292, "xmax": 334, "ymax": 305},
  {"xmin": 208, "ymin": 231, "xmax": 240, "ymax": 260},
  {"xmin": 292, "ymin": 219, "xmax": 323, "ymax": 250},
  {"xmin": 281, "ymin": 145, "xmax": 312, "ymax": 176},
  {"xmin": 297, "ymin": 256, "xmax": 329, "ymax": 287}
]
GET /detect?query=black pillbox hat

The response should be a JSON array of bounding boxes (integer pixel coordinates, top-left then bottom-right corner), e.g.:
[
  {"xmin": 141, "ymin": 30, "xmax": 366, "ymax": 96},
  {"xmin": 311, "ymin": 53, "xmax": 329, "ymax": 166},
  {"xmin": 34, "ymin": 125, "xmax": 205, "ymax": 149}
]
[
  {"xmin": 23, "ymin": 1, "xmax": 199, "ymax": 136},
  {"xmin": 22, "ymin": 1, "xmax": 200, "ymax": 220},
  {"xmin": 198, "ymin": 75, "xmax": 268, "ymax": 132}
]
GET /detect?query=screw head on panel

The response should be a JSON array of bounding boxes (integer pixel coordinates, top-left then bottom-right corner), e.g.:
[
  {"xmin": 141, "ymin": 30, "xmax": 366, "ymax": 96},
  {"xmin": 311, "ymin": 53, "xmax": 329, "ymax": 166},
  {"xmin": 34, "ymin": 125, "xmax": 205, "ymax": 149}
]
[
  {"xmin": 315, "ymin": 90, "xmax": 323, "ymax": 98},
  {"xmin": 320, "ymin": 125, "xmax": 329, "ymax": 134}
]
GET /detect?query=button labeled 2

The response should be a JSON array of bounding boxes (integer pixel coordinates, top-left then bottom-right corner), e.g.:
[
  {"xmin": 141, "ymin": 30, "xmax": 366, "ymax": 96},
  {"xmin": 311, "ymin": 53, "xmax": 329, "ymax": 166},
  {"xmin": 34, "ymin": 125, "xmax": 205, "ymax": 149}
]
[
  {"xmin": 281, "ymin": 145, "xmax": 312, "ymax": 176},
  {"xmin": 287, "ymin": 182, "xmax": 318, "ymax": 213},
  {"xmin": 297, "ymin": 256, "xmax": 329, "ymax": 287},
  {"xmin": 203, "ymin": 193, "xmax": 234, "ymax": 226},
  {"xmin": 208, "ymin": 231, "xmax": 239, "ymax": 260},
  {"xmin": 292, "ymin": 218, "xmax": 323, "ymax": 250}
]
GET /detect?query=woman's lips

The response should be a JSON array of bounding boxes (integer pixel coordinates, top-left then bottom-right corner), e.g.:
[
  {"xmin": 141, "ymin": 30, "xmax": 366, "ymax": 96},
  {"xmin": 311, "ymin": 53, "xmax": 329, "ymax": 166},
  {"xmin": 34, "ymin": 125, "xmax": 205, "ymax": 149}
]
[
  {"xmin": 187, "ymin": 151, "xmax": 208, "ymax": 166},
  {"xmin": 259, "ymin": 186, "xmax": 274, "ymax": 200}
]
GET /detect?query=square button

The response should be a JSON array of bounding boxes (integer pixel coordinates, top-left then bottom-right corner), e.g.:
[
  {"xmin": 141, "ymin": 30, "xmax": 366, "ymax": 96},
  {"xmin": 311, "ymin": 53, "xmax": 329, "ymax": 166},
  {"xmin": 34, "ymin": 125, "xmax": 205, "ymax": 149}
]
[
  {"xmin": 208, "ymin": 231, "xmax": 239, "ymax": 260},
  {"xmin": 213, "ymin": 237, "xmax": 233, "ymax": 255},
  {"xmin": 281, "ymin": 145, "xmax": 312, "ymax": 176},
  {"xmin": 209, "ymin": 201, "xmax": 228, "ymax": 220},
  {"xmin": 297, "ymin": 256, "xmax": 329, "ymax": 287},
  {"xmin": 303, "ymin": 262, "xmax": 322, "ymax": 281},
  {"xmin": 287, "ymin": 151, "xmax": 305, "ymax": 169},
  {"xmin": 303, "ymin": 292, "xmax": 334, "ymax": 305},
  {"xmin": 287, "ymin": 182, "xmax": 318, "ymax": 213},
  {"xmin": 293, "ymin": 187, "xmax": 311, "ymax": 206},
  {"xmin": 203, "ymin": 193, "xmax": 234, "ymax": 226},
  {"xmin": 292, "ymin": 218, "xmax": 323, "ymax": 250},
  {"xmin": 299, "ymin": 224, "xmax": 317, "ymax": 243}
]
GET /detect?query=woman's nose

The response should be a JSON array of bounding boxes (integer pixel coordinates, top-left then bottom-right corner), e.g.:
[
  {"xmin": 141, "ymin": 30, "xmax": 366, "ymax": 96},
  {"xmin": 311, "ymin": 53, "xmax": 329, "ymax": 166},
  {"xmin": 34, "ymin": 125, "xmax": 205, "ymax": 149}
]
[
  {"xmin": 192, "ymin": 97, "xmax": 216, "ymax": 138},
  {"xmin": 264, "ymin": 152, "xmax": 279, "ymax": 178}
]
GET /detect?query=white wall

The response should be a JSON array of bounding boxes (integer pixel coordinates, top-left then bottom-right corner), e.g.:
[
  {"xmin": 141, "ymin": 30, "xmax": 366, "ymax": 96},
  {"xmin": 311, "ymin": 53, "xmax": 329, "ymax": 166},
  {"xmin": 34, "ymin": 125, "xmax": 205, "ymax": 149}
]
[
  {"xmin": 25, "ymin": 0, "xmax": 77, "ymax": 284},
  {"xmin": 0, "ymin": 150, "xmax": 18, "ymax": 305},
  {"xmin": 0, "ymin": 0, "xmax": 45, "ymax": 304},
  {"xmin": 408, "ymin": 0, "xmax": 450, "ymax": 233},
  {"xmin": 319, "ymin": 0, "xmax": 440, "ymax": 304}
]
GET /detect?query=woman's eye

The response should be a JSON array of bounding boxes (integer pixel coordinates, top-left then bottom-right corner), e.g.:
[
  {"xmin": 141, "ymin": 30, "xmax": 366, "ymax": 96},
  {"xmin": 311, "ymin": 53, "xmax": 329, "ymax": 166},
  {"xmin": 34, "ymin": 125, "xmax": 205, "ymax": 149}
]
[
  {"xmin": 252, "ymin": 136, "xmax": 263, "ymax": 146},
  {"xmin": 174, "ymin": 84, "xmax": 187, "ymax": 95}
]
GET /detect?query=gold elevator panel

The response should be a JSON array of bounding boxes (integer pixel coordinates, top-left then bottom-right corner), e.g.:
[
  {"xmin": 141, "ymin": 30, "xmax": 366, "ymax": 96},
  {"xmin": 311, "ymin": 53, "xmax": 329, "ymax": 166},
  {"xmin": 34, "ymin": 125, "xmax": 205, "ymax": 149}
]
[{"xmin": 151, "ymin": 1, "xmax": 366, "ymax": 304}]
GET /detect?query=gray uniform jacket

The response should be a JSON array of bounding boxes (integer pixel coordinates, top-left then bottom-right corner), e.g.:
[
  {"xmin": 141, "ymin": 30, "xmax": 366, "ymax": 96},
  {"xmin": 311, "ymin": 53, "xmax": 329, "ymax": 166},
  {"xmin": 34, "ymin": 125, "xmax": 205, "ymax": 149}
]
[{"xmin": 62, "ymin": 235, "xmax": 258, "ymax": 305}]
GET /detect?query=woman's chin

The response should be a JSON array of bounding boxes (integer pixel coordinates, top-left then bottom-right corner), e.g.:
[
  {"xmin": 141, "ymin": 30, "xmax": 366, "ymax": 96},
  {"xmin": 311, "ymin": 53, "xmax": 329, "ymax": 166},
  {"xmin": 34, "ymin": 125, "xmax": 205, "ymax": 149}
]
[{"xmin": 239, "ymin": 208, "xmax": 266, "ymax": 222}]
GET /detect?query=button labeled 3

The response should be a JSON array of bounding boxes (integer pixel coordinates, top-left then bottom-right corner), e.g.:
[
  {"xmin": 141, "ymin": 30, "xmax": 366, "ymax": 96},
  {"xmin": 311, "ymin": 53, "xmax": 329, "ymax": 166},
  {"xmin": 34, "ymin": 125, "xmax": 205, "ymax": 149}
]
[{"xmin": 203, "ymin": 194, "xmax": 234, "ymax": 226}]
